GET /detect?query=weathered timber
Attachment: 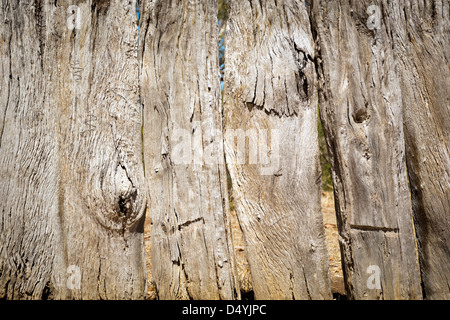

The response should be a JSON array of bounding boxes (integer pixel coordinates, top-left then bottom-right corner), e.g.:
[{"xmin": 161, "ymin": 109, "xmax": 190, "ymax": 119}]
[
  {"xmin": 0, "ymin": 0, "xmax": 147, "ymax": 299},
  {"xmin": 224, "ymin": 0, "xmax": 332, "ymax": 300},
  {"xmin": 387, "ymin": 0, "xmax": 450, "ymax": 299},
  {"xmin": 139, "ymin": 0, "xmax": 240, "ymax": 300},
  {"xmin": 309, "ymin": 0, "xmax": 423, "ymax": 299}
]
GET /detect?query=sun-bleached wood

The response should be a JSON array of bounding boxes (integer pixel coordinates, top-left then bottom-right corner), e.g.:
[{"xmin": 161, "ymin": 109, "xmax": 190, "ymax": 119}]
[
  {"xmin": 224, "ymin": 0, "xmax": 332, "ymax": 300},
  {"xmin": 0, "ymin": 0, "xmax": 147, "ymax": 299},
  {"xmin": 385, "ymin": 0, "xmax": 450, "ymax": 300},
  {"xmin": 139, "ymin": 0, "xmax": 240, "ymax": 300},
  {"xmin": 309, "ymin": 0, "xmax": 423, "ymax": 299}
]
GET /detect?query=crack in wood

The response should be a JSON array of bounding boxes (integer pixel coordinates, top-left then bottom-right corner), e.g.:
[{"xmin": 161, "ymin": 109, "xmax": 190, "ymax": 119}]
[
  {"xmin": 177, "ymin": 217, "xmax": 205, "ymax": 231},
  {"xmin": 350, "ymin": 224, "xmax": 399, "ymax": 233}
]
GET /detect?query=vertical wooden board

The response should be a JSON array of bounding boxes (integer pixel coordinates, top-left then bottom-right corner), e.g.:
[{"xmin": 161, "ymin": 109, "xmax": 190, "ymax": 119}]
[
  {"xmin": 309, "ymin": 0, "xmax": 422, "ymax": 299},
  {"xmin": 139, "ymin": 0, "xmax": 240, "ymax": 300},
  {"xmin": 0, "ymin": 0, "xmax": 147, "ymax": 299},
  {"xmin": 386, "ymin": 0, "xmax": 450, "ymax": 299},
  {"xmin": 224, "ymin": 0, "xmax": 332, "ymax": 300},
  {"xmin": 0, "ymin": 2, "xmax": 60, "ymax": 299},
  {"xmin": 350, "ymin": 229, "xmax": 422, "ymax": 299},
  {"xmin": 59, "ymin": 0, "xmax": 147, "ymax": 299}
]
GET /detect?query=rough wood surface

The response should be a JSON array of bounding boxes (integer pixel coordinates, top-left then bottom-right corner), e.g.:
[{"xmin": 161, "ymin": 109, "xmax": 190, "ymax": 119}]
[
  {"xmin": 386, "ymin": 0, "xmax": 450, "ymax": 299},
  {"xmin": 139, "ymin": 0, "xmax": 240, "ymax": 300},
  {"xmin": 224, "ymin": 0, "xmax": 332, "ymax": 300},
  {"xmin": 309, "ymin": 0, "xmax": 423, "ymax": 299},
  {"xmin": 0, "ymin": 0, "xmax": 147, "ymax": 299}
]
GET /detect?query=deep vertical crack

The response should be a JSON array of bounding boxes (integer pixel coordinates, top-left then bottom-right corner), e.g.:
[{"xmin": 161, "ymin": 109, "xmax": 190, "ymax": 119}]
[{"xmin": 0, "ymin": 17, "xmax": 13, "ymax": 149}]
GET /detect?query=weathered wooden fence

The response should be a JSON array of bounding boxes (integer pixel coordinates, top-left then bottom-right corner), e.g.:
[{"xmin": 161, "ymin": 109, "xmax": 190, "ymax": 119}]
[{"xmin": 0, "ymin": 0, "xmax": 448, "ymax": 300}]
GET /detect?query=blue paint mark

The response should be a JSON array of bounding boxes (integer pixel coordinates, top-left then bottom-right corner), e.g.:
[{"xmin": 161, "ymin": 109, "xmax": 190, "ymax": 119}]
[{"xmin": 137, "ymin": 1, "xmax": 141, "ymax": 112}]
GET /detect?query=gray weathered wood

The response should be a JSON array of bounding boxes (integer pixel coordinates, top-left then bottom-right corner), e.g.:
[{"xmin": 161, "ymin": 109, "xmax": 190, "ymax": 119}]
[
  {"xmin": 385, "ymin": 0, "xmax": 450, "ymax": 299},
  {"xmin": 0, "ymin": 0, "xmax": 147, "ymax": 299},
  {"xmin": 309, "ymin": 0, "xmax": 423, "ymax": 299},
  {"xmin": 224, "ymin": 0, "xmax": 332, "ymax": 300},
  {"xmin": 139, "ymin": 0, "xmax": 240, "ymax": 300}
]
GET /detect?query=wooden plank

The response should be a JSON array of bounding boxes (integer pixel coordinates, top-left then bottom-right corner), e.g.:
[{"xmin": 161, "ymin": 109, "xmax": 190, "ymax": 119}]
[
  {"xmin": 139, "ymin": 0, "xmax": 240, "ymax": 300},
  {"xmin": 0, "ymin": 1, "xmax": 147, "ymax": 299},
  {"xmin": 224, "ymin": 0, "xmax": 332, "ymax": 300},
  {"xmin": 387, "ymin": 0, "xmax": 450, "ymax": 299},
  {"xmin": 309, "ymin": 0, "xmax": 423, "ymax": 299}
]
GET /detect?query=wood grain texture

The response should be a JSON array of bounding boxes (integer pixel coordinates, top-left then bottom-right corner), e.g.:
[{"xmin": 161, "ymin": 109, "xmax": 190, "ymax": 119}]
[
  {"xmin": 386, "ymin": 0, "xmax": 450, "ymax": 299},
  {"xmin": 0, "ymin": 0, "xmax": 147, "ymax": 299},
  {"xmin": 309, "ymin": 0, "xmax": 423, "ymax": 299},
  {"xmin": 139, "ymin": 0, "xmax": 240, "ymax": 300},
  {"xmin": 224, "ymin": 0, "xmax": 332, "ymax": 300}
]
